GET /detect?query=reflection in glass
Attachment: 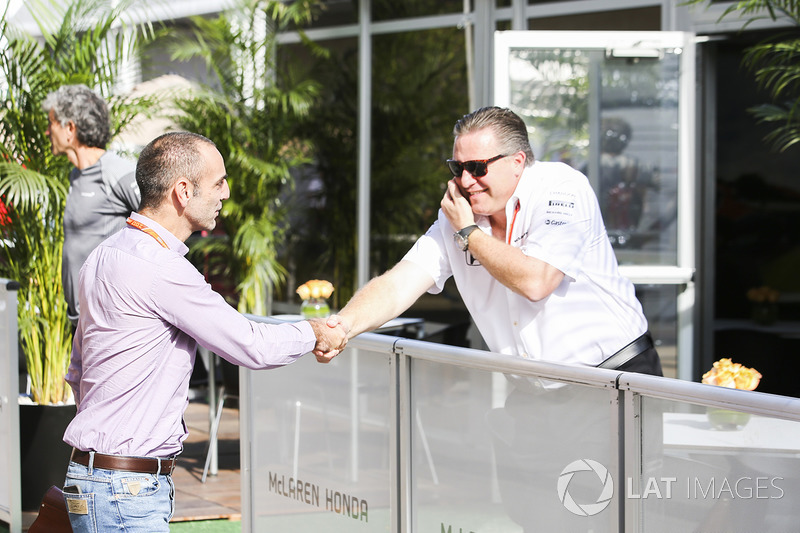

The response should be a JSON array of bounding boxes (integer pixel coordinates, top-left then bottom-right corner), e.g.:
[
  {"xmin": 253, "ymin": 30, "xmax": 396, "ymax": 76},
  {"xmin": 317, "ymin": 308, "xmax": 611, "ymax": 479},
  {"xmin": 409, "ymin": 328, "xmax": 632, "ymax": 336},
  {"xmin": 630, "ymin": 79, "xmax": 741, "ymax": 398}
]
[
  {"xmin": 411, "ymin": 359, "xmax": 619, "ymax": 532},
  {"xmin": 640, "ymin": 396, "xmax": 800, "ymax": 532},
  {"xmin": 373, "ymin": 0, "xmax": 465, "ymax": 21},
  {"xmin": 507, "ymin": 47, "xmax": 681, "ymax": 266},
  {"xmin": 636, "ymin": 284, "xmax": 679, "ymax": 378}
]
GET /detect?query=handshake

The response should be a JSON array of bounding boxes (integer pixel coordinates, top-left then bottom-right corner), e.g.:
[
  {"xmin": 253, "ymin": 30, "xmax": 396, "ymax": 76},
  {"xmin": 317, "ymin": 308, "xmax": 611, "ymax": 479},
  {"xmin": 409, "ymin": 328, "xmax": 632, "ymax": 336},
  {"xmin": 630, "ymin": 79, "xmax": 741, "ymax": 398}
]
[{"xmin": 307, "ymin": 314, "xmax": 350, "ymax": 363}]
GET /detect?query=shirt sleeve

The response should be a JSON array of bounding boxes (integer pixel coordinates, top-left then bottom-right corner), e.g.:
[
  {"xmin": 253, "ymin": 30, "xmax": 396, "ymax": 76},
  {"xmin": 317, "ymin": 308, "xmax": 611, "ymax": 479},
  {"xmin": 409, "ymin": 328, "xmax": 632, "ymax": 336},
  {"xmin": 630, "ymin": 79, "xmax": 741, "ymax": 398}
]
[
  {"xmin": 401, "ymin": 219, "xmax": 453, "ymax": 294},
  {"xmin": 110, "ymin": 169, "xmax": 141, "ymax": 212},
  {"xmin": 152, "ymin": 256, "xmax": 317, "ymax": 369}
]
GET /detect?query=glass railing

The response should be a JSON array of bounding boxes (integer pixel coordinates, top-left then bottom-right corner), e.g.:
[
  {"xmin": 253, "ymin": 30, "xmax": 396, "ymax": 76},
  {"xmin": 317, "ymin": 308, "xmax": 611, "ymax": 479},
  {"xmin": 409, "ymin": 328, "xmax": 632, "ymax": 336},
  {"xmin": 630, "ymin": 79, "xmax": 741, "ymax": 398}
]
[{"xmin": 241, "ymin": 315, "xmax": 800, "ymax": 533}]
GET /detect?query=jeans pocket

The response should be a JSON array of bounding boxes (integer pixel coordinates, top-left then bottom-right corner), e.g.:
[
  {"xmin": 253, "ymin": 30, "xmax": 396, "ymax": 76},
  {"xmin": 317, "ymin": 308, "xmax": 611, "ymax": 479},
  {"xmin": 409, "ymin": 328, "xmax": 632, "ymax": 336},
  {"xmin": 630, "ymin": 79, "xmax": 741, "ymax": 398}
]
[
  {"xmin": 64, "ymin": 492, "xmax": 97, "ymax": 533},
  {"xmin": 114, "ymin": 474, "xmax": 171, "ymax": 530},
  {"xmin": 119, "ymin": 474, "xmax": 160, "ymax": 498}
]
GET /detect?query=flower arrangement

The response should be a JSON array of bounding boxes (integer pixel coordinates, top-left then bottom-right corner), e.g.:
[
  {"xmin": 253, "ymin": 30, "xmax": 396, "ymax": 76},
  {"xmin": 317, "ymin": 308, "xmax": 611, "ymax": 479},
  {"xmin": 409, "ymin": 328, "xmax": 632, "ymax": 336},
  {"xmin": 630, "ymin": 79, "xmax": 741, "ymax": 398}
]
[
  {"xmin": 296, "ymin": 279, "xmax": 334, "ymax": 318},
  {"xmin": 746, "ymin": 286, "xmax": 780, "ymax": 325},
  {"xmin": 296, "ymin": 279, "xmax": 335, "ymax": 301},
  {"xmin": 746, "ymin": 286, "xmax": 779, "ymax": 303},
  {"xmin": 702, "ymin": 358, "xmax": 762, "ymax": 430},
  {"xmin": 702, "ymin": 358, "xmax": 762, "ymax": 391}
]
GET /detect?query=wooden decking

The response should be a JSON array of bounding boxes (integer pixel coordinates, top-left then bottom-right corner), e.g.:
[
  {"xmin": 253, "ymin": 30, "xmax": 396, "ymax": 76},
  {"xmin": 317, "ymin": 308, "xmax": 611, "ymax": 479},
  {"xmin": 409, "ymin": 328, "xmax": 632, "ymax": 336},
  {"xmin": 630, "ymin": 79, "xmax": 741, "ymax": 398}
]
[{"xmin": 171, "ymin": 398, "xmax": 242, "ymax": 522}]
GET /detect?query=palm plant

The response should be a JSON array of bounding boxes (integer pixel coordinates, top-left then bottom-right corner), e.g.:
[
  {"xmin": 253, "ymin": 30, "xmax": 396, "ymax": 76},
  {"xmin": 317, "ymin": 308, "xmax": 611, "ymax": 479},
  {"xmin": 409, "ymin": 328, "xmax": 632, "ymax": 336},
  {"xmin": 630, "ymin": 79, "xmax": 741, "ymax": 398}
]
[
  {"xmin": 294, "ymin": 24, "xmax": 469, "ymax": 306},
  {"xmin": 0, "ymin": 0, "xmax": 155, "ymax": 404},
  {"xmin": 691, "ymin": 0, "xmax": 800, "ymax": 152},
  {"xmin": 164, "ymin": 0, "xmax": 324, "ymax": 315}
]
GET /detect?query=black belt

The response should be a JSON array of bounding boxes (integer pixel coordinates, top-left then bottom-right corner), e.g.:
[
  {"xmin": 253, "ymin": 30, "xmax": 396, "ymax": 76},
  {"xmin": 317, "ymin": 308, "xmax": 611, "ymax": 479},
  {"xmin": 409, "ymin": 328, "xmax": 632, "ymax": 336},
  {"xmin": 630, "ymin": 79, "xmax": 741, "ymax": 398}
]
[
  {"xmin": 71, "ymin": 449, "xmax": 177, "ymax": 475},
  {"xmin": 597, "ymin": 332, "xmax": 653, "ymax": 370}
]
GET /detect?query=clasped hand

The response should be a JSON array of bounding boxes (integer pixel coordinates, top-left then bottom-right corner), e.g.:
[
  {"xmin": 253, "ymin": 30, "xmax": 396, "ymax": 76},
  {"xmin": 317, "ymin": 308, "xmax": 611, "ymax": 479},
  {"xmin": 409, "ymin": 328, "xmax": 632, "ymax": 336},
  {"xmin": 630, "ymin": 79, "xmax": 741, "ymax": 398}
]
[{"xmin": 308, "ymin": 317, "xmax": 349, "ymax": 363}]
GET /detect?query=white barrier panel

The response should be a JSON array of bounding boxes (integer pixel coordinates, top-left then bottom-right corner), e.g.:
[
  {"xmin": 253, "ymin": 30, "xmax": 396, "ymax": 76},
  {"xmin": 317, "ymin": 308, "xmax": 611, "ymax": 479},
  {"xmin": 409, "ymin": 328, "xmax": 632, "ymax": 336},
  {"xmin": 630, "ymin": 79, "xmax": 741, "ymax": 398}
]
[
  {"xmin": 242, "ymin": 343, "xmax": 394, "ymax": 532},
  {"xmin": 409, "ymin": 359, "xmax": 620, "ymax": 533},
  {"xmin": 635, "ymin": 398, "xmax": 800, "ymax": 532},
  {"xmin": 0, "ymin": 280, "xmax": 21, "ymax": 533},
  {"xmin": 620, "ymin": 372, "xmax": 800, "ymax": 533},
  {"xmin": 242, "ymin": 316, "xmax": 800, "ymax": 532}
]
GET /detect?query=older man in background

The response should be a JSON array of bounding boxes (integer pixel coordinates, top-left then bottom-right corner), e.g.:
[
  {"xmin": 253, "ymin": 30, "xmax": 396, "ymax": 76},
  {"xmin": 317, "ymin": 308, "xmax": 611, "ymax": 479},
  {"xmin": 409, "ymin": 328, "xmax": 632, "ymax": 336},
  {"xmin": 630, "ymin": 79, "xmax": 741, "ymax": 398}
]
[{"xmin": 44, "ymin": 84, "xmax": 141, "ymax": 325}]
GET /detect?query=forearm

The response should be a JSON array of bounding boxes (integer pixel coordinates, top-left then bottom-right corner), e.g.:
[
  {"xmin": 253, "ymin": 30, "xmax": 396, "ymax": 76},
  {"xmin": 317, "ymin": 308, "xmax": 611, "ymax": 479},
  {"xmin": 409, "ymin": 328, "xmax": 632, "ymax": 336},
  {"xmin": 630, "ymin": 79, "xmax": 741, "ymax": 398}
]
[
  {"xmin": 467, "ymin": 230, "xmax": 564, "ymax": 301},
  {"xmin": 338, "ymin": 261, "xmax": 433, "ymax": 339}
]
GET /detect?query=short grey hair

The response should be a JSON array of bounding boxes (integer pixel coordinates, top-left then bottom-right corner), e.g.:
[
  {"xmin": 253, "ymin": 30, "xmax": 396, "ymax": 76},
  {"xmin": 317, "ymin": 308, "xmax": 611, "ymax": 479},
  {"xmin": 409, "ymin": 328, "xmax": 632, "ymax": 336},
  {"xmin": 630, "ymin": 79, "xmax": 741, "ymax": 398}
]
[
  {"xmin": 42, "ymin": 85, "xmax": 111, "ymax": 149},
  {"xmin": 136, "ymin": 131, "xmax": 217, "ymax": 210},
  {"xmin": 453, "ymin": 106, "xmax": 535, "ymax": 167}
]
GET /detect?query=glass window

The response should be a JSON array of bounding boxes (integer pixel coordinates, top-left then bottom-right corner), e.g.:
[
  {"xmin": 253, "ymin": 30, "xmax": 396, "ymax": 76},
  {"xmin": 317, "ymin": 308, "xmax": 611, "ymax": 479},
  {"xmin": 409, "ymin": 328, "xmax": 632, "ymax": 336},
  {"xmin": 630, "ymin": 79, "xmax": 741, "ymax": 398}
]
[
  {"xmin": 313, "ymin": 0, "xmax": 359, "ymax": 26},
  {"xmin": 507, "ymin": 45, "xmax": 681, "ymax": 266},
  {"xmin": 529, "ymin": 7, "xmax": 660, "ymax": 30},
  {"xmin": 369, "ymin": 27, "xmax": 470, "ymax": 273},
  {"xmin": 277, "ymin": 36, "xmax": 359, "ymax": 306},
  {"xmin": 373, "ymin": 0, "xmax": 465, "ymax": 22},
  {"xmin": 637, "ymin": 284, "xmax": 679, "ymax": 379},
  {"xmin": 278, "ymin": 24, "xmax": 469, "ymax": 307}
]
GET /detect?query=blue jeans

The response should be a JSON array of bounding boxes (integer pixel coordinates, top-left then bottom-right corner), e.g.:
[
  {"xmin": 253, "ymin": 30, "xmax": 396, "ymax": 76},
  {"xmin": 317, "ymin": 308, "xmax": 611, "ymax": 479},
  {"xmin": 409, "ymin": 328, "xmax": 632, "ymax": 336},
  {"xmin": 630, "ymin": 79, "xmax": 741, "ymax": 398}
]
[{"xmin": 63, "ymin": 456, "xmax": 175, "ymax": 532}]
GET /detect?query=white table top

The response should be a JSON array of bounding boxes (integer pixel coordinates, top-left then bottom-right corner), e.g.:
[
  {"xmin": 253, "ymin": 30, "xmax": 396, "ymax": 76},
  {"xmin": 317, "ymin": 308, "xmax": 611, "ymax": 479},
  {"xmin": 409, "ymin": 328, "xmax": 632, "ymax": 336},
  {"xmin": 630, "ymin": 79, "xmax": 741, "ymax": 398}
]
[{"xmin": 663, "ymin": 412, "xmax": 800, "ymax": 453}]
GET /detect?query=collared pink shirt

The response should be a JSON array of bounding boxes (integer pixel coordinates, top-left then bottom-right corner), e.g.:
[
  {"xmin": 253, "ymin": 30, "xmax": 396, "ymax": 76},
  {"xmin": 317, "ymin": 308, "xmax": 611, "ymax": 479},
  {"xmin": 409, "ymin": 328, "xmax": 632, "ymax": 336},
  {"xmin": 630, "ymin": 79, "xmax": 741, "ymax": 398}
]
[{"xmin": 64, "ymin": 212, "xmax": 315, "ymax": 457}]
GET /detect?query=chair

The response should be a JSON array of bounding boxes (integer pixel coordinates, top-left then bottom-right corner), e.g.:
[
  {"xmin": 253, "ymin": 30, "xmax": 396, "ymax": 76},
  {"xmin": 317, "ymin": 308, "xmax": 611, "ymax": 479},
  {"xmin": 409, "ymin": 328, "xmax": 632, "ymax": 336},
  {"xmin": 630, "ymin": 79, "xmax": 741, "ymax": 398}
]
[{"xmin": 202, "ymin": 357, "xmax": 239, "ymax": 483}]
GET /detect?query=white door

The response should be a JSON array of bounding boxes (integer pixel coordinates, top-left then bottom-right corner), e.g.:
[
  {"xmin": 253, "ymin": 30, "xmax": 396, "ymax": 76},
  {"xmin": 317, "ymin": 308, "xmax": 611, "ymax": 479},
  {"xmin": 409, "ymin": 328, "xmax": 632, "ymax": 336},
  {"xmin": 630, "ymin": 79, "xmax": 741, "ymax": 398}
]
[{"xmin": 494, "ymin": 31, "xmax": 697, "ymax": 379}]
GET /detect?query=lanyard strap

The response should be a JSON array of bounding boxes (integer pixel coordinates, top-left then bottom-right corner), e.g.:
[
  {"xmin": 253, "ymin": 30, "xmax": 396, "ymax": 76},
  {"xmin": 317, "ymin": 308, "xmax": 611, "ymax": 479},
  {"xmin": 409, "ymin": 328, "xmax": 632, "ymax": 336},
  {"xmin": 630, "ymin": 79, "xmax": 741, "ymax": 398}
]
[
  {"xmin": 507, "ymin": 201, "xmax": 521, "ymax": 245},
  {"xmin": 127, "ymin": 217, "xmax": 169, "ymax": 249}
]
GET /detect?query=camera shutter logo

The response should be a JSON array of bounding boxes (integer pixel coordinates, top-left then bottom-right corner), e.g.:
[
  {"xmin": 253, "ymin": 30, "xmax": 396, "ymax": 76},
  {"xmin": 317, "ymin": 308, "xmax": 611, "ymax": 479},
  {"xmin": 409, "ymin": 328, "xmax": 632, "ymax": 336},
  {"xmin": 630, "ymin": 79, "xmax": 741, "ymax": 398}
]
[{"xmin": 557, "ymin": 459, "xmax": 614, "ymax": 516}]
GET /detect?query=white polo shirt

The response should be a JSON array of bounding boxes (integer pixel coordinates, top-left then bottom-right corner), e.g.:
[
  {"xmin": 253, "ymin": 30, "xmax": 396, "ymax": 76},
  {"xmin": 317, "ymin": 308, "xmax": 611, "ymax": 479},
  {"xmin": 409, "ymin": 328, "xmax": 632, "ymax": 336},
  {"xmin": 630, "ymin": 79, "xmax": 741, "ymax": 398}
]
[{"xmin": 402, "ymin": 161, "xmax": 647, "ymax": 367}]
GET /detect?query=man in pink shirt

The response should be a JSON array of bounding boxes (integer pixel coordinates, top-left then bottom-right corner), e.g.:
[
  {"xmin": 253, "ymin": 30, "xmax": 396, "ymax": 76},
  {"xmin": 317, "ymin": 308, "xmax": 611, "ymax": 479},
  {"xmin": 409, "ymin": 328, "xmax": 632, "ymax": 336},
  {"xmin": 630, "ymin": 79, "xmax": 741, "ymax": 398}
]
[{"xmin": 62, "ymin": 131, "xmax": 347, "ymax": 532}]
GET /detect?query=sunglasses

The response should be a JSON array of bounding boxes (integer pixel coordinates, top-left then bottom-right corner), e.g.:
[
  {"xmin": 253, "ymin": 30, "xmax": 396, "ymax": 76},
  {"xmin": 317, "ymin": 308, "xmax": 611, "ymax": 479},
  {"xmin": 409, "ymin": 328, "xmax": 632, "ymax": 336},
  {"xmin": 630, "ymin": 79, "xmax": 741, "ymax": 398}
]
[{"xmin": 446, "ymin": 154, "xmax": 508, "ymax": 178}]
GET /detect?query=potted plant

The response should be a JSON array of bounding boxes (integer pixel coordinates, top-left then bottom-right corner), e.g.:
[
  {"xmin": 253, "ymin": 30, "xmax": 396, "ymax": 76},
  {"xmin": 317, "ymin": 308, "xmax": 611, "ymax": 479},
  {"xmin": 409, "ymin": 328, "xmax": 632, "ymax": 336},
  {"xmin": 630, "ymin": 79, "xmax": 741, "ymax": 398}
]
[
  {"xmin": 702, "ymin": 358, "xmax": 762, "ymax": 430},
  {"xmin": 0, "ymin": 0, "xmax": 155, "ymax": 509}
]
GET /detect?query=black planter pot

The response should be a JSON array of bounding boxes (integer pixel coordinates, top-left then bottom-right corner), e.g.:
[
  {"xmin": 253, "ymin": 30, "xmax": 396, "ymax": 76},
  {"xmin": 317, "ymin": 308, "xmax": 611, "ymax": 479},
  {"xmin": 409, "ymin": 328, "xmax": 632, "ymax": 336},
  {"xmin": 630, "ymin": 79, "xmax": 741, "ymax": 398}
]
[{"xmin": 19, "ymin": 402, "xmax": 76, "ymax": 511}]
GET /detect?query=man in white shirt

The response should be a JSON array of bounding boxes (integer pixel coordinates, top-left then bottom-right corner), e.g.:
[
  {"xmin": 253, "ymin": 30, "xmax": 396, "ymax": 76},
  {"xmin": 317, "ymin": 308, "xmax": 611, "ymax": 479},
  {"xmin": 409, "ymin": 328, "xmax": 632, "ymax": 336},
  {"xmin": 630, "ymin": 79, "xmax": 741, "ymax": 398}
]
[
  {"xmin": 328, "ymin": 106, "xmax": 661, "ymax": 375},
  {"xmin": 326, "ymin": 106, "xmax": 661, "ymax": 532}
]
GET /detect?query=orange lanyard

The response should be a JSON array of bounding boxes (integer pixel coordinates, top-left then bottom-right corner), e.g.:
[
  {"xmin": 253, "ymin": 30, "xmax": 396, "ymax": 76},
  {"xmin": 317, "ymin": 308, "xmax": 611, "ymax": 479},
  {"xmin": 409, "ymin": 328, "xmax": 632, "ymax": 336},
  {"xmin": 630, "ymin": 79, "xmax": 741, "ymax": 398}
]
[
  {"xmin": 507, "ymin": 201, "xmax": 521, "ymax": 245},
  {"xmin": 127, "ymin": 218, "xmax": 169, "ymax": 249}
]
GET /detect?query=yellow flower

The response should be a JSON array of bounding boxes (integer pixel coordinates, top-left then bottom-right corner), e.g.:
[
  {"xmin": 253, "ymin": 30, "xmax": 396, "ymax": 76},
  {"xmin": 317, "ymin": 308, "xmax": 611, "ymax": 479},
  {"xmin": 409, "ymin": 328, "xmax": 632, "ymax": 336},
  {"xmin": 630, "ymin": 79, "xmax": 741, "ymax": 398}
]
[
  {"xmin": 746, "ymin": 286, "xmax": 780, "ymax": 303},
  {"xmin": 296, "ymin": 279, "xmax": 334, "ymax": 301},
  {"xmin": 702, "ymin": 358, "xmax": 761, "ymax": 391}
]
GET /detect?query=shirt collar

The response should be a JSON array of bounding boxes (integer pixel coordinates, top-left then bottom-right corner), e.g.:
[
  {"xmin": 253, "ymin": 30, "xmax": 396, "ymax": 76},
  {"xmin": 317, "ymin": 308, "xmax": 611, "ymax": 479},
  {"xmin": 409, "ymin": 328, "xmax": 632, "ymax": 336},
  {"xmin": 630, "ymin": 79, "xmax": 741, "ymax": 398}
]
[
  {"xmin": 509, "ymin": 161, "xmax": 538, "ymax": 212},
  {"xmin": 129, "ymin": 212, "xmax": 189, "ymax": 256},
  {"xmin": 472, "ymin": 164, "xmax": 532, "ymax": 231}
]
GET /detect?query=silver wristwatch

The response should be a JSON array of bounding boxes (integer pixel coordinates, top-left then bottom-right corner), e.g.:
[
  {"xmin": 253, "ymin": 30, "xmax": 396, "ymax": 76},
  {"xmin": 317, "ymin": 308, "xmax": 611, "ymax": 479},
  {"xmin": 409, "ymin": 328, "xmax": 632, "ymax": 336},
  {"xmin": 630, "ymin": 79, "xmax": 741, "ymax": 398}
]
[{"xmin": 453, "ymin": 224, "xmax": 479, "ymax": 252}]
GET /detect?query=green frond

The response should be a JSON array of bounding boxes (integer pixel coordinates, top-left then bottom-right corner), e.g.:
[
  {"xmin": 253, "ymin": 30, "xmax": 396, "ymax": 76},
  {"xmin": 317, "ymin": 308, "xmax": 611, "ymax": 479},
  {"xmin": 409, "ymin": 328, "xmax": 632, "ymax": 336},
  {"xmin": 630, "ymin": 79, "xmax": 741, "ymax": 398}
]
[
  {"xmin": 0, "ymin": 163, "xmax": 66, "ymax": 210},
  {"xmin": 749, "ymin": 102, "xmax": 800, "ymax": 151},
  {"xmin": 164, "ymin": 0, "xmax": 324, "ymax": 314},
  {"xmin": 1, "ymin": 0, "xmax": 155, "ymax": 403}
]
